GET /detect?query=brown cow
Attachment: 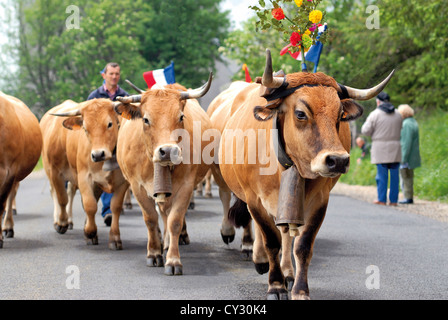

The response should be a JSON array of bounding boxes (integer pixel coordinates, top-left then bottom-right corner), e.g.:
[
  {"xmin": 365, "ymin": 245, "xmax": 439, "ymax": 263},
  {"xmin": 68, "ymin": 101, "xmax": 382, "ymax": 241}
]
[
  {"xmin": 40, "ymin": 98, "xmax": 129, "ymax": 249},
  {"xmin": 207, "ymin": 81, "xmax": 255, "ymax": 258},
  {"xmin": 218, "ymin": 50, "xmax": 394, "ymax": 299},
  {"xmin": 115, "ymin": 76, "xmax": 212, "ymax": 275},
  {"xmin": 0, "ymin": 92, "xmax": 42, "ymax": 248}
]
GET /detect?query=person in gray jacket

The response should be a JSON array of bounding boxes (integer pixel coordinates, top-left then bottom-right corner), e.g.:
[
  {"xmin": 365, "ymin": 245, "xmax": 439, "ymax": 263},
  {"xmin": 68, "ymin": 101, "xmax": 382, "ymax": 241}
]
[
  {"xmin": 361, "ymin": 92, "xmax": 403, "ymax": 206},
  {"xmin": 397, "ymin": 104, "xmax": 421, "ymax": 204}
]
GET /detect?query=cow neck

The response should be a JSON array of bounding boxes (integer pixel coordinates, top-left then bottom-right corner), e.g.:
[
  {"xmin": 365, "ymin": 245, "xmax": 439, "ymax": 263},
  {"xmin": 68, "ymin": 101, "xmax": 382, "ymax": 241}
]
[{"xmin": 272, "ymin": 113, "xmax": 294, "ymax": 169}]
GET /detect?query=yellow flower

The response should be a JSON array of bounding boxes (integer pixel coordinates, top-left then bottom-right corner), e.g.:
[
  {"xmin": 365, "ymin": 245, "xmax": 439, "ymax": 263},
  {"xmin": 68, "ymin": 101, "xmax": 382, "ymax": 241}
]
[
  {"xmin": 298, "ymin": 28, "xmax": 311, "ymax": 36},
  {"xmin": 309, "ymin": 10, "xmax": 323, "ymax": 24},
  {"xmin": 294, "ymin": 0, "xmax": 303, "ymax": 7}
]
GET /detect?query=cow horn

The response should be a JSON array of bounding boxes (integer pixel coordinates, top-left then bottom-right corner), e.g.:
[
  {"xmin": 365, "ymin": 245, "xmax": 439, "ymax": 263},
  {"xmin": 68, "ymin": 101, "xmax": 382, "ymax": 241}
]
[
  {"xmin": 50, "ymin": 109, "xmax": 81, "ymax": 117},
  {"xmin": 116, "ymin": 95, "xmax": 142, "ymax": 104},
  {"xmin": 262, "ymin": 49, "xmax": 286, "ymax": 89},
  {"xmin": 180, "ymin": 72, "xmax": 213, "ymax": 100},
  {"xmin": 125, "ymin": 79, "xmax": 145, "ymax": 94},
  {"xmin": 340, "ymin": 70, "xmax": 396, "ymax": 101}
]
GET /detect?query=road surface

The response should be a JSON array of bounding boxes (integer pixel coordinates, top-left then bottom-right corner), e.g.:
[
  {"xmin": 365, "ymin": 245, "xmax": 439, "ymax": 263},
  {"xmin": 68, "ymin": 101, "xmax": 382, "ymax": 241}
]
[{"xmin": 1, "ymin": 171, "xmax": 448, "ymax": 301}]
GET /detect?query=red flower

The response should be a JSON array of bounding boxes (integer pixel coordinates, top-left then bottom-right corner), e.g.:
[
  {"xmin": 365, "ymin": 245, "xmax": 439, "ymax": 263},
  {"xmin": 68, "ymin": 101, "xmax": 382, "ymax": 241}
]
[
  {"xmin": 271, "ymin": 8, "xmax": 285, "ymax": 20},
  {"xmin": 290, "ymin": 32, "xmax": 302, "ymax": 46}
]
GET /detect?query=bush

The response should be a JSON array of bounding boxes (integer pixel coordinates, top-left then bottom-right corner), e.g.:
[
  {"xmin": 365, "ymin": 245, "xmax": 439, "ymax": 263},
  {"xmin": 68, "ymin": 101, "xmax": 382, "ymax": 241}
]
[
  {"xmin": 413, "ymin": 111, "xmax": 448, "ymax": 202},
  {"xmin": 340, "ymin": 148, "xmax": 376, "ymax": 186}
]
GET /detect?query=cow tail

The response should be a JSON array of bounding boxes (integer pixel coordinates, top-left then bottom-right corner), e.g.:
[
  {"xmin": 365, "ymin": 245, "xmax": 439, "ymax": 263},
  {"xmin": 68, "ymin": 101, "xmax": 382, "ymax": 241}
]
[{"xmin": 228, "ymin": 196, "xmax": 251, "ymax": 228}]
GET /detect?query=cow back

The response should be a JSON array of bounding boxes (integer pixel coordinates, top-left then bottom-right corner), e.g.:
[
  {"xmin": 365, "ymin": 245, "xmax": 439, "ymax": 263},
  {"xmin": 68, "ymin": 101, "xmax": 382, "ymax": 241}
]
[
  {"xmin": 0, "ymin": 92, "xmax": 42, "ymax": 182},
  {"xmin": 40, "ymin": 100, "xmax": 80, "ymax": 182}
]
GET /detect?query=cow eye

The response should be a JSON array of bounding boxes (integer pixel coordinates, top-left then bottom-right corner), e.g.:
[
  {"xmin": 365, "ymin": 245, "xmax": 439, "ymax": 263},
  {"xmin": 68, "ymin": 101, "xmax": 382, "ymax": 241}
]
[
  {"xmin": 179, "ymin": 114, "xmax": 185, "ymax": 122},
  {"xmin": 143, "ymin": 117, "xmax": 150, "ymax": 126},
  {"xmin": 295, "ymin": 110, "xmax": 308, "ymax": 121},
  {"xmin": 107, "ymin": 121, "xmax": 113, "ymax": 129}
]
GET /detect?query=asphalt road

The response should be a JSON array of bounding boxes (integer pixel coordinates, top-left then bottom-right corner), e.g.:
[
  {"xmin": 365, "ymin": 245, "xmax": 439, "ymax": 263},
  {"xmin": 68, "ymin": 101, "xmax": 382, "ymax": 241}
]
[{"xmin": 1, "ymin": 172, "xmax": 448, "ymax": 301}]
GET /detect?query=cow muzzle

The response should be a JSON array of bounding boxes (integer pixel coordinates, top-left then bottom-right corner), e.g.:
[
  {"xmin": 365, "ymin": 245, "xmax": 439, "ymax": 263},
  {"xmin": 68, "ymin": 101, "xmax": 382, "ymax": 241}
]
[
  {"xmin": 311, "ymin": 152, "xmax": 350, "ymax": 177},
  {"xmin": 153, "ymin": 144, "xmax": 183, "ymax": 166},
  {"xmin": 91, "ymin": 149, "xmax": 108, "ymax": 162}
]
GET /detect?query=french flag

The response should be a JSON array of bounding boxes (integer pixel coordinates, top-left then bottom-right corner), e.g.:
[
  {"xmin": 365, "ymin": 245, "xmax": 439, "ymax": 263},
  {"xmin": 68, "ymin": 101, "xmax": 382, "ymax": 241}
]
[{"xmin": 143, "ymin": 62, "xmax": 176, "ymax": 88}]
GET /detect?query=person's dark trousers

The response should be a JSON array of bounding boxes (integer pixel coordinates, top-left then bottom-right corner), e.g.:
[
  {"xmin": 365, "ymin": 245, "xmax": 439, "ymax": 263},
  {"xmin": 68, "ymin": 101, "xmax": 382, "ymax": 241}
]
[{"xmin": 376, "ymin": 162, "xmax": 400, "ymax": 204}]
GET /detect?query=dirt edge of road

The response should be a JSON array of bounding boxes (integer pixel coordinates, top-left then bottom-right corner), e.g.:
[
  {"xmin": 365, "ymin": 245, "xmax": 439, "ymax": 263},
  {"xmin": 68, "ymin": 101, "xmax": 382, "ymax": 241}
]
[{"xmin": 332, "ymin": 182, "xmax": 448, "ymax": 223}]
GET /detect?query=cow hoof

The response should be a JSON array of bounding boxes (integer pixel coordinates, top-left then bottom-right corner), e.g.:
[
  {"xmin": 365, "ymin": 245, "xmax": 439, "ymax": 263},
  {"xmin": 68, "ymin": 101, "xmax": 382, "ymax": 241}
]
[
  {"xmin": 188, "ymin": 202, "xmax": 195, "ymax": 210},
  {"xmin": 285, "ymin": 276, "xmax": 294, "ymax": 291},
  {"xmin": 13, "ymin": 209, "xmax": 17, "ymax": 215},
  {"xmin": 221, "ymin": 232, "xmax": 235, "ymax": 245},
  {"xmin": 84, "ymin": 232, "xmax": 98, "ymax": 245},
  {"xmin": 108, "ymin": 240, "xmax": 123, "ymax": 250},
  {"xmin": 254, "ymin": 262, "xmax": 269, "ymax": 275},
  {"xmin": 4, "ymin": 229, "xmax": 14, "ymax": 238},
  {"xmin": 54, "ymin": 224, "xmax": 68, "ymax": 234},
  {"xmin": 204, "ymin": 192, "xmax": 212, "ymax": 198},
  {"xmin": 179, "ymin": 234, "xmax": 190, "ymax": 245},
  {"xmin": 68, "ymin": 223, "xmax": 73, "ymax": 230},
  {"xmin": 147, "ymin": 256, "xmax": 164, "ymax": 267},
  {"xmin": 267, "ymin": 290, "xmax": 289, "ymax": 300},
  {"xmin": 240, "ymin": 248, "xmax": 252, "ymax": 261},
  {"xmin": 0, "ymin": 239, "xmax": 3, "ymax": 249},
  {"xmin": 164, "ymin": 265, "xmax": 183, "ymax": 276}
]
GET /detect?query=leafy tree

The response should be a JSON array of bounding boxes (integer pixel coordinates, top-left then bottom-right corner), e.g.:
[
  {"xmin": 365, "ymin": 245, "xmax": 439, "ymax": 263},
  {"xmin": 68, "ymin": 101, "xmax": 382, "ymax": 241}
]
[
  {"xmin": 138, "ymin": 0, "xmax": 230, "ymax": 88},
  {"xmin": 2, "ymin": 0, "xmax": 230, "ymax": 114}
]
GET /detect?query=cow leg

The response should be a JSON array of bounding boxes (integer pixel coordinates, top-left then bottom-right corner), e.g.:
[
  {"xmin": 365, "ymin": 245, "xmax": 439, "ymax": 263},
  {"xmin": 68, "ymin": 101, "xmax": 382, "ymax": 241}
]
[
  {"xmin": 133, "ymin": 183, "xmax": 163, "ymax": 267},
  {"xmin": 247, "ymin": 201, "xmax": 288, "ymax": 300},
  {"xmin": 49, "ymin": 172, "xmax": 69, "ymax": 234},
  {"xmin": 79, "ymin": 178, "xmax": 99, "ymax": 245},
  {"xmin": 66, "ymin": 181, "xmax": 77, "ymax": 230},
  {"xmin": 241, "ymin": 220, "xmax": 254, "ymax": 260},
  {"xmin": 163, "ymin": 185, "xmax": 194, "ymax": 276},
  {"xmin": 179, "ymin": 215, "xmax": 190, "ymax": 245},
  {"xmin": 291, "ymin": 203, "xmax": 328, "ymax": 300},
  {"xmin": 108, "ymin": 183, "xmax": 128, "ymax": 250},
  {"xmin": 204, "ymin": 169, "xmax": 212, "ymax": 198},
  {"xmin": 252, "ymin": 223, "xmax": 269, "ymax": 274},
  {"xmin": 0, "ymin": 173, "xmax": 15, "ymax": 248},
  {"xmin": 280, "ymin": 228, "xmax": 295, "ymax": 291},
  {"xmin": 219, "ymin": 187, "xmax": 234, "ymax": 244},
  {"xmin": 123, "ymin": 187, "xmax": 132, "ymax": 210},
  {"xmin": 2, "ymin": 181, "xmax": 19, "ymax": 239}
]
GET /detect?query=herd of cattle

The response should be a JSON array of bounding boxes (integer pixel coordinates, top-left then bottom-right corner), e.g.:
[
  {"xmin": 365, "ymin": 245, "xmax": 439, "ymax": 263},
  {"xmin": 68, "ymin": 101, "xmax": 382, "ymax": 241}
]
[{"xmin": 0, "ymin": 50, "xmax": 394, "ymax": 300}]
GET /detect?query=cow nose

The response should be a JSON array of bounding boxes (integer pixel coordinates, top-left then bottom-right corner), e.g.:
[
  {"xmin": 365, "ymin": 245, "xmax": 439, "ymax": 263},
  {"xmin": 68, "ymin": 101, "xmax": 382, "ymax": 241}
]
[
  {"xmin": 91, "ymin": 150, "xmax": 106, "ymax": 162},
  {"xmin": 155, "ymin": 145, "xmax": 182, "ymax": 165},
  {"xmin": 325, "ymin": 155, "xmax": 350, "ymax": 173}
]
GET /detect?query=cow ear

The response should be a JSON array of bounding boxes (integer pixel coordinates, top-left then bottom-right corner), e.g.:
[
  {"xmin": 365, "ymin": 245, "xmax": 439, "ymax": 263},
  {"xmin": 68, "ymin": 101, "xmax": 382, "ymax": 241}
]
[
  {"xmin": 114, "ymin": 103, "xmax": 142, "ymax": 120},
  {"xmin": 341, "ymin": 100, "xmax": 363, "ymax": 121},
  {"xmin": 63, "ymin": 117, "xmax": 83, "ymax": 130},
  {"xmin": 253, "ymin": 98, "xmax": 283, "ymax": 121},
  {"xmin": 253, "ymin": 106, "xmax": 278, "ymax": 121}
]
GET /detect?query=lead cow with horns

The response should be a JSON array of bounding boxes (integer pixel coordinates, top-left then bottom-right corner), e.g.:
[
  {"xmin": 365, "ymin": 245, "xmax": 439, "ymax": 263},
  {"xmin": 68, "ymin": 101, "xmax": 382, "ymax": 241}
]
[
  {"xmin": 114, "ymin": 74, "xmax": 213, "ymax": 275},
  {"xmin": 217, "ymin": 49, "xmax": 394, "ymax": 299}
]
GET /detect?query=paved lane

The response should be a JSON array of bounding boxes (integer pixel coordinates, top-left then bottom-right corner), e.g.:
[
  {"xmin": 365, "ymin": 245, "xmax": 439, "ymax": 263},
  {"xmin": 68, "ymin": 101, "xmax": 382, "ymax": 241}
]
[{"xmin": 1, "ymin": 172, "xmax": 447, "ymax": 300}]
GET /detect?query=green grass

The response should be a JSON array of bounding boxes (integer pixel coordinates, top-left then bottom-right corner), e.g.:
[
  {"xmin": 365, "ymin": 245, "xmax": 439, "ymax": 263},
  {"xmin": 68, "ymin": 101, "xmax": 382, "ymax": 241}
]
[
  {"xmin": 341, "ymin": 110, "xmax": 448, "ymax": 203},
  {"xmin": 34, "ymin": 156, "xmax": 43, "ymax": 172}
]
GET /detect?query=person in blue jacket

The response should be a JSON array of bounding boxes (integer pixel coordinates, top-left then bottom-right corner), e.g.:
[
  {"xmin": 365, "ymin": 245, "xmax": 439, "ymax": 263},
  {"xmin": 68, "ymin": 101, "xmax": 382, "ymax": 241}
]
[{"xmin": 87, "ymin": 62, "xmax": 129, "ymax": 226}]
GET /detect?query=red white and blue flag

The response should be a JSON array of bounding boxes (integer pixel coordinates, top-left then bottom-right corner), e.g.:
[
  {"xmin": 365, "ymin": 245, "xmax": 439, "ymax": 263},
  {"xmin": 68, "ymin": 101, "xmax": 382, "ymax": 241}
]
[{"xmin": 143, "ymin": 62, "xmax": 176, "ymax": 88}]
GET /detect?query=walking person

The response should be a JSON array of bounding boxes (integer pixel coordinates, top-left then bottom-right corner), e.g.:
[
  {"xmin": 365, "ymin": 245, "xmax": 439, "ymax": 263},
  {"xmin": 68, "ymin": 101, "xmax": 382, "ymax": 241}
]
[
  {"xmin": 397, "ymin": 104, "xmax": 421, "ymax": 204},
  {"xmin": 361, "ymin": 92, "xmax": 403, "ymax": 206},
  {"xmin": 87, "ymin": 62, "xmax": 129, "ymax": 225}
]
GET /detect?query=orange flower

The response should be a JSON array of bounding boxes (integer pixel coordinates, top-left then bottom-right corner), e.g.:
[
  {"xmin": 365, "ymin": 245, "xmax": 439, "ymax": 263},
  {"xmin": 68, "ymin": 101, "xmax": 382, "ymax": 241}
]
[{"xmin": 271, "ymin": 8, "xmax": 285, "ymax": 20}]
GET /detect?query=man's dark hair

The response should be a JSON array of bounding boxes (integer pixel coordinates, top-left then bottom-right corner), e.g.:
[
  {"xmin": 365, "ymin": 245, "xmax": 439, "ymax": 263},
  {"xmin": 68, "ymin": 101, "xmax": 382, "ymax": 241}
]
[{"xmin": 104, "ymin": 62, "xmax": 120, "ymax": 73}]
